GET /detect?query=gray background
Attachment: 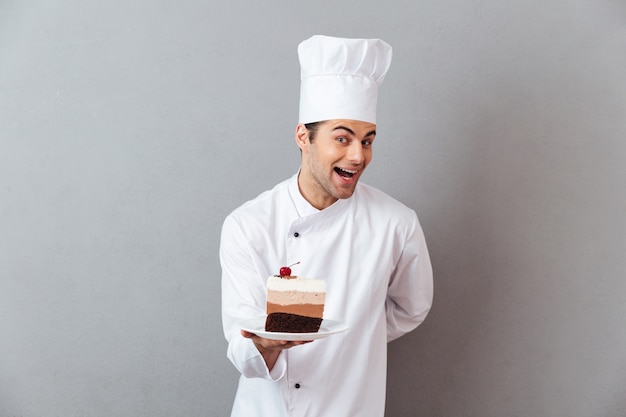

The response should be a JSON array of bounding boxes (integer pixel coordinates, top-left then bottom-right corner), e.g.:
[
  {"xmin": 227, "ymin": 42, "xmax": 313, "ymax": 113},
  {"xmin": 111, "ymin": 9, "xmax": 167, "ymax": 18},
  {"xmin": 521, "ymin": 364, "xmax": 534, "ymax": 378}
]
[{"xmin": 1, "ymin": 0, "xmax": 625, "ymax": 416}]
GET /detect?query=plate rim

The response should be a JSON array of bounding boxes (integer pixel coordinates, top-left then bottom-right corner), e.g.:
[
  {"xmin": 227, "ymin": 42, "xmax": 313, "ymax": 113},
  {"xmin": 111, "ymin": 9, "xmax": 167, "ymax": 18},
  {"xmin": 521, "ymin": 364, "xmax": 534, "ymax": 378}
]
[{"xmin": 237, "ymin": 316, "xmax": 349, "ymax": 341}]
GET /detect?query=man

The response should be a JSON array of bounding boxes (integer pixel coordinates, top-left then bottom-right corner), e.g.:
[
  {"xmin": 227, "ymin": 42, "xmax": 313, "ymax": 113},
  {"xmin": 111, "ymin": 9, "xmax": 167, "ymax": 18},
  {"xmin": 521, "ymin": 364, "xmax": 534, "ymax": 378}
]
[{"xmin": 220, "ymin": 35, "xmax": 433, "ymax": 417}]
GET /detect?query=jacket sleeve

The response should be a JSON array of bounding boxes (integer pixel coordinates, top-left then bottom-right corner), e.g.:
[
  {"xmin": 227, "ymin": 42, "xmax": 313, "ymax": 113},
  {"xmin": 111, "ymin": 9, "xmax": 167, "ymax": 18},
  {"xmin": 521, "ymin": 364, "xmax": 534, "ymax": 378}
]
[
  {"xmin": 220, "ymin": 215, "xmax": 287, "ymax": 380},
  {"xmin": 385, "ymin": 211, "xmax": 434, "ymax": 342}
]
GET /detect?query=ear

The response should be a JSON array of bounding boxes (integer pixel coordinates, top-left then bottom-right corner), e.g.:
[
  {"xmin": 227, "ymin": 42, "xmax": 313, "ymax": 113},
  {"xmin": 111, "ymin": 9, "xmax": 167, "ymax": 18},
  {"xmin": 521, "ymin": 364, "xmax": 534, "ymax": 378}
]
[{"xmin": 295, "ymin": 124, "xmax": 309, "ymax": 152}]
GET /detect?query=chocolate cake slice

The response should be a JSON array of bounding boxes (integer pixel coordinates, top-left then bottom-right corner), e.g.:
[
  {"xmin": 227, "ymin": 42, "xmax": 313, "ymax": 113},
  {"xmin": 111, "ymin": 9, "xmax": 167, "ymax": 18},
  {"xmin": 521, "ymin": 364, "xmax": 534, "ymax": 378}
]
[{"xmin": 265, "ymin": 275, "xmax": 326, "ymax": 333}]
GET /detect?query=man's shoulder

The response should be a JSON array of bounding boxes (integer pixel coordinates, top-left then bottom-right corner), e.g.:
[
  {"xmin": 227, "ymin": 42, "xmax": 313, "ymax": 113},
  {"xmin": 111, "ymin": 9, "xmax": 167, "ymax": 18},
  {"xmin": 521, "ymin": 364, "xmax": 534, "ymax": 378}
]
[
  {"xmin": 354, "ymin": 183, "xmax": 420, "ymax": 237},
  {"xmin": 356, "ymin": 182, "xmax": 415, "ymax": 215}
]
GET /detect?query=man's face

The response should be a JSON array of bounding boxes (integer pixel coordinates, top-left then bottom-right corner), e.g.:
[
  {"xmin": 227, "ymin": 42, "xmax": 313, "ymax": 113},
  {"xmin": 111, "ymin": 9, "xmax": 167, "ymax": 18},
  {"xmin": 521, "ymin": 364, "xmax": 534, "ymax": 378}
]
[{"xmin": 296, "ymin": 119, "xmax": 376, "ymax": 210}]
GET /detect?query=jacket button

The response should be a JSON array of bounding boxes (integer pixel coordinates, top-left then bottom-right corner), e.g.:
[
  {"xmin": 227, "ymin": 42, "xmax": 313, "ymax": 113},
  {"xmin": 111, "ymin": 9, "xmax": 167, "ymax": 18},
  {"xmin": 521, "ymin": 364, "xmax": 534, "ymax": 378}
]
[
  {"xmin": 293, "ymin": 232, "xmax": 300, "ymax": 237},
  {"xmin": 295, "ymin": 383, "xmax": 301, "ymax": 389}
]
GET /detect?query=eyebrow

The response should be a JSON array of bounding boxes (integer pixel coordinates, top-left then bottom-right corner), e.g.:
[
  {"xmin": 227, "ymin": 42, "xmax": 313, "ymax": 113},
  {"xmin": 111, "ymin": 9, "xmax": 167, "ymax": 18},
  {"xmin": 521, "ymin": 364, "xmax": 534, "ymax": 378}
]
[{"xmin": 332, "ymin": 125, "xmax": 377, "ymax": 138}]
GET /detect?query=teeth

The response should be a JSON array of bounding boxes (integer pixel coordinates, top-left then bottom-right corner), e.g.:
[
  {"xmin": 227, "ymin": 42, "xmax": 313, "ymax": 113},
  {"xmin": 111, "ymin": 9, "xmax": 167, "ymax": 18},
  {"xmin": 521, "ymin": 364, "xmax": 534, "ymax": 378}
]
[{"xmin": 338, "ymin": 168, "xmax": 357, "ymax": 174}]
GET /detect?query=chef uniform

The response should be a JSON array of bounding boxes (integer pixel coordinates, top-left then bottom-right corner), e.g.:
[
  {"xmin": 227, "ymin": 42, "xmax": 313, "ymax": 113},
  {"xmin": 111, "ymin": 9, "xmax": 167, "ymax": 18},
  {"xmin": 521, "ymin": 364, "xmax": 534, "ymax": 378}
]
[{"xmin": 220, "ymin": 35, "xmax": 433, "ymax": 417}]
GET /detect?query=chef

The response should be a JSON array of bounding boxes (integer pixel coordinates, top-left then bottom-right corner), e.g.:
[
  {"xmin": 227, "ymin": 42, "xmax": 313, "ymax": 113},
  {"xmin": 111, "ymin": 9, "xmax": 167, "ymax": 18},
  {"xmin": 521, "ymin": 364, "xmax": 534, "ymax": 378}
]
[{"xmin": 220, "ymin": 34, "xmax": 433, "ymax": 417}]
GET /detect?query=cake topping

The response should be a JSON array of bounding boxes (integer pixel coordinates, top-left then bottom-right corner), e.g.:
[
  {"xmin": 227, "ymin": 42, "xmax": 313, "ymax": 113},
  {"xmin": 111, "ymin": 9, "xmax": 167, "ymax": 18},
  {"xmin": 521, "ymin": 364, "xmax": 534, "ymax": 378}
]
[{"xmin": 279, "ymin": 262, "xmax": 300, "ymax": 277}]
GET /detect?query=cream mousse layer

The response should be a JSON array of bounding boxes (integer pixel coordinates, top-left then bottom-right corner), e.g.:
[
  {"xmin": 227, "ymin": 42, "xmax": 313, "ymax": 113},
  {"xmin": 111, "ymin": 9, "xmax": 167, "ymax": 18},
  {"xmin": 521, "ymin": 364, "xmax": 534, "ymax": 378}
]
[{"xmin": 266, "ymin": 276, "xmax": 326, "ymax": 318}]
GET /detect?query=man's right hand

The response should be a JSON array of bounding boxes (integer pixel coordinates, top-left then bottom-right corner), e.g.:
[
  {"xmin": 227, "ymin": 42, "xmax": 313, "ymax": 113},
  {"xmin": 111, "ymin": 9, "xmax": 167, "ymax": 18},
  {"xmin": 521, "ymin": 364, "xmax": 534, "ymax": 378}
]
[{"xmin": 240, "ymin": 330, "xmax": 313, "ymax": 371}]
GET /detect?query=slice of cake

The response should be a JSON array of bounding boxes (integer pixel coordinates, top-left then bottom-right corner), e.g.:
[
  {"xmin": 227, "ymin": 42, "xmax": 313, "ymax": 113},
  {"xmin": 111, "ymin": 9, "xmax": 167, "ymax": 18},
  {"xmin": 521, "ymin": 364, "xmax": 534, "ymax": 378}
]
[{"xmin": 265, "ymin": 274, "xmax": 326, "ymax": 333}]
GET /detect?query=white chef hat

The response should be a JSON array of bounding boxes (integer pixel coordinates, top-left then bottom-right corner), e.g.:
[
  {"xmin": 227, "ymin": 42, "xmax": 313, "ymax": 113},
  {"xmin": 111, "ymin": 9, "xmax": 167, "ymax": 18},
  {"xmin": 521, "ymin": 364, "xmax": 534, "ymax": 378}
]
[{"xmin": 298, "ymin": 35, "xmax": 393, "ymax": 125}]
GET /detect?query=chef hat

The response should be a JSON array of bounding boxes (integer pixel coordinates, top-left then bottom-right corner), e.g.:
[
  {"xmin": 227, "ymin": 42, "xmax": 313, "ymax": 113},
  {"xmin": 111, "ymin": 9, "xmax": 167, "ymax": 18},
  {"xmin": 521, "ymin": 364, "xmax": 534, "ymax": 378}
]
[{"xmin": 298, "ymin": 35, "xmax": 393, "ymax": 125}]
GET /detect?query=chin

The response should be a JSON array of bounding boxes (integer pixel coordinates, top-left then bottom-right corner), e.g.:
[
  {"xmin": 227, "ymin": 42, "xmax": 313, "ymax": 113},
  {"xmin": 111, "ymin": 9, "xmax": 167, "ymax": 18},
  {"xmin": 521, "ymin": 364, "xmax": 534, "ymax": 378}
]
[{"xmin": 335, "ymin": 189, "xmax": 357, "ymax": 200}]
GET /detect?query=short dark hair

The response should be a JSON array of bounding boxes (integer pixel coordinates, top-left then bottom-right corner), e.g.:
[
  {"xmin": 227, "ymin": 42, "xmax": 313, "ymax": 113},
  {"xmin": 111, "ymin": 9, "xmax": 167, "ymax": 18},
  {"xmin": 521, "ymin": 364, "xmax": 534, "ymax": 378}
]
[{"xmin": 304, "ymin": 121, "xmax": 324, "ymax": 142}]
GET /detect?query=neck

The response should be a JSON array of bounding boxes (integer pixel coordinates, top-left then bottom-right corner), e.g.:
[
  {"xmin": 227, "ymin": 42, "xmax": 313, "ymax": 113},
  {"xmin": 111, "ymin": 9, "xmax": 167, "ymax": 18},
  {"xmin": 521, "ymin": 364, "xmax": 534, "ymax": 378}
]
[{"xmin": 296, "ymin": 171, "xmax": 337, "ymax": 210}]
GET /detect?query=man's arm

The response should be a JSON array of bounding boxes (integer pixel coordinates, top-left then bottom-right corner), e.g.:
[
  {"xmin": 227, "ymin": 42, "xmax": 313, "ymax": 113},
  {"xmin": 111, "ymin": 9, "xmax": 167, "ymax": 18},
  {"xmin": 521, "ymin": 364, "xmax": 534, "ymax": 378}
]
[
  {"xmin": 386, "ymin": 211, "xmax": 434, "ymax": 342},
  {"xmin": 220, "ymin": 215, "xmax": 311, "ymax": 377}
]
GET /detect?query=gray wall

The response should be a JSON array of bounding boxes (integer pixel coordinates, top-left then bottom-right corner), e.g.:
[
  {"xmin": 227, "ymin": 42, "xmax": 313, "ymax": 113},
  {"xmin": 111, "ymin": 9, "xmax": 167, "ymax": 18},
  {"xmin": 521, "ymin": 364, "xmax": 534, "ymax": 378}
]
[{"xmin": 1, "ymin": 1, "xmax": 625, "ymax": 416}]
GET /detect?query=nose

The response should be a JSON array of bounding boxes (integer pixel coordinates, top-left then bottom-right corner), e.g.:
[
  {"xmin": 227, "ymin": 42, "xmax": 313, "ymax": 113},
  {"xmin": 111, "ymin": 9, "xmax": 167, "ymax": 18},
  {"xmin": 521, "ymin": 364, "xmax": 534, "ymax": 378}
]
[{"xmin": 347, "ymin": 141, "xmax": 365, "ymax": 164}]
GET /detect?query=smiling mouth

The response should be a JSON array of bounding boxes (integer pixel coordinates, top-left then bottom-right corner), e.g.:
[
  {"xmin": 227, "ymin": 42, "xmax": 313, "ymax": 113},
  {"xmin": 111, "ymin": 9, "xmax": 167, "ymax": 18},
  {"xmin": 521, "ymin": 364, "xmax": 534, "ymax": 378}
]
[{"xmin": 334, "ymin": 167, "xmax": 358, "ymax": 179}]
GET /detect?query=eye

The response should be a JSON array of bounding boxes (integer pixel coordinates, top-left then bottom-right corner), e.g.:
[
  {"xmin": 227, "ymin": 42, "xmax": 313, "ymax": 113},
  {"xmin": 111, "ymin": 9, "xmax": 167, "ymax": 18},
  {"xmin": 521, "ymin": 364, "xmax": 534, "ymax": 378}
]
[
  {"xmin": 336, "ymin": 136, "xmax": 348, "ymax": 144},
  {"xmin": 362, "ymin": 139, "xmax": 373, "ymax": 147}
]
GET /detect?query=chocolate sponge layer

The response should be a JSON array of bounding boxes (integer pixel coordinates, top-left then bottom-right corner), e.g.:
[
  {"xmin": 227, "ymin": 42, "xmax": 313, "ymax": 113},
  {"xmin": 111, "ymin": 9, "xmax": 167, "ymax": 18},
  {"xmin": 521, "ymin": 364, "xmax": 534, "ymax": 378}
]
[{"xmin": 265, "ymin": 312, "xmax": 323, "ymax": 333}]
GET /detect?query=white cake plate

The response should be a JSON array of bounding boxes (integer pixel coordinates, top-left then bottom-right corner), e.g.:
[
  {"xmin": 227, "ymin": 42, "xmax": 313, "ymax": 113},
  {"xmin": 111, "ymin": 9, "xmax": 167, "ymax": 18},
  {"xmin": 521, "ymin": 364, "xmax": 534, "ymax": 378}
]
[{"xmin": 237, "ymin": 317, "xmax": 349, "ymax": 341}]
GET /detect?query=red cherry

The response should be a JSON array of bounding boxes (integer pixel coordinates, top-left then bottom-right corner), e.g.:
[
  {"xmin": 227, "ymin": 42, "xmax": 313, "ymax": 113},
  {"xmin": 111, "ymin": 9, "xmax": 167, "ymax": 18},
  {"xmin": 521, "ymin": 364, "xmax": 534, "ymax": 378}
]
[{"xmin": 279, "ymin": 262, "xmax": 300, "ymax": 277}]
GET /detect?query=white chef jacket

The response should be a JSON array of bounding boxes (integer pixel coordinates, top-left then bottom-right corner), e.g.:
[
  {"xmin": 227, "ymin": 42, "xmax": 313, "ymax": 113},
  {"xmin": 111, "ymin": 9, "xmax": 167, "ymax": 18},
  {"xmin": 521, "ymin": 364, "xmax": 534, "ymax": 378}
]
[{"xmin": 220, "ymin": 173, "xmax": 433, "ymax": 417}]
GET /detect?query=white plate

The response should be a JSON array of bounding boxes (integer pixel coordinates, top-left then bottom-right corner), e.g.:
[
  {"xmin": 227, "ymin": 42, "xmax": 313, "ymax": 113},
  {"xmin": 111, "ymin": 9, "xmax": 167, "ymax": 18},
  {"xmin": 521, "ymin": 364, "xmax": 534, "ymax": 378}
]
[{"xmin": 237, "ymin": 317, "xmax": 349, "ymax": 341}]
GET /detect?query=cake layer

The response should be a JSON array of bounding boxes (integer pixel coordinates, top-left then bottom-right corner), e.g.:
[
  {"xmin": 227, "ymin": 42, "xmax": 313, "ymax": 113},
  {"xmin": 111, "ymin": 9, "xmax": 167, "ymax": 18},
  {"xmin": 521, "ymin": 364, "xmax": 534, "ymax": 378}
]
[
  {"xmin": 266, "ymin": 302, "xmax": 324, "ymax": 317},
  {"xmin": 267, "ymin": 275, "xmax": 326, "ymax": 292},
  {"xmin": 265, "ymin": 312, "xmax": 323, "ymax": 333},
  {"xmin": 266, "ymin": 288, "xmax": 325, "ymax": 307}
]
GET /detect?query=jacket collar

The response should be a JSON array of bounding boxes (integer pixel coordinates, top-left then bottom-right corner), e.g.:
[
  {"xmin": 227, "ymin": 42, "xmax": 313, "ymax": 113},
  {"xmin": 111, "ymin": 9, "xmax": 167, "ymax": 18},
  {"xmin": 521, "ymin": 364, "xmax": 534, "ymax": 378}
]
[{"xmin": 288, "ymin": 170, "xmax": 353, "ymax": 220}]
